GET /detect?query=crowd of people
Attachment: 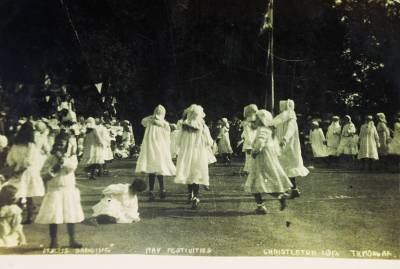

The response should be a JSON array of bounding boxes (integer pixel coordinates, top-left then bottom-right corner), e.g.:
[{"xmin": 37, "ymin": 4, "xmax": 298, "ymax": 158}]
[
  {"xmin": 307, "ymin": 113, "xmax": 400, "ymax": 170},
  {"xmin": 0, "ymin": 89, "xmax": 398, "ymax": 249}
]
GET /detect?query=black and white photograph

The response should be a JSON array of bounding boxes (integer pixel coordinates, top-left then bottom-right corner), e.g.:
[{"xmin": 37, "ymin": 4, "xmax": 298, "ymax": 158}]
[{"xmin": 0, "ymin": 0, "xmax": 399, "ymax": 267}]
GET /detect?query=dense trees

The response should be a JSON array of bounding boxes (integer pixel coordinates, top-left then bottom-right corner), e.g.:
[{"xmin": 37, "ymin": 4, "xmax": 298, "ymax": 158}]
[{"xmin": 0, "ymin": 0, "xmax": 398, "ymax": 124}]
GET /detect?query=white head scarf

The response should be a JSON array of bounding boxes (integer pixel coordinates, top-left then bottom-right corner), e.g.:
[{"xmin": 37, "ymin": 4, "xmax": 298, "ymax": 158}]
[
  {"xmin": 153, "ymin": 104, "xmax": 166, "ymax": 120},
  {"xmin": 256, "ymin": 110, "xmax": 273, "ymax": 127}
]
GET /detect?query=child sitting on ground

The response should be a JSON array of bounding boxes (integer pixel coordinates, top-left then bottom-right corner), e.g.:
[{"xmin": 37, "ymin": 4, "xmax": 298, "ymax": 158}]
[
  {"xmin": 91, "ymin": 178, "xmax": 147, "ymax": 224},
  {"xmin": 0, "ymin": 184, "xmax": 27, "ymax": 247}
]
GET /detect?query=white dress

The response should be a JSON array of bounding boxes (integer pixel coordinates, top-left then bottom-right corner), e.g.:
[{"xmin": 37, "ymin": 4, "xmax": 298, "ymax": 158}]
[
  {"xmin": 98, "ymin": 125, "xmax": 113, "ymax": 162},
  {"xmin": 217, "ymin": 126, "xmax": 233, "ymax": 154},
  {"xmin": 241, "ymin": 120, "xmax": 257, "ymax": 172},
  {"xmin": 358, "ymin": 123, "xmax": 379, "ymax": 160},
  {"xmin": 80, "ymin": 128, "xmax": 105, "ymax": 165},
  {"xmin": 135, "ymin": 116, "xmax": 176, "ymax": 176},
  {"xmin": 388, "ymin": 122, "xmax": 400, "ymax": 155},
  {"xmin": 0, "ymin": 205, "xmax": 25, "ymax": 247},
  {"xmin": 377, "ymin": 122, "xmax": 390, "ymax": 156},
  {"xmin": 174, "ymin": 123, "xmax": 213, "ymax": 186},
  {"xmin": 337, "ymin": 123, "xmax": 358, "ymax": 155},
  {"xmin": 6, "ymin": 143, "xmax": 45, "ymax": 198},
  {"xmin": 273, "ymin": 112, "xmax": 309, "ymax": 178},
  {"xmin": 92, "ymin": 183, "xmax": 140, "ymax": 223},
  {"xmin": 309, "ymin": 128, "xmax": 328, "ymax": 158},
  {"xmin": 245, "ymin": 127, "xmax": 292, "ymax": 194},
  {"xmin": 326, "ymin": 122, "xmax": 341, "ymax": 156},
  {"xmin": 35, "ymin": 155, "xmax": 84, "ymax": 224}
]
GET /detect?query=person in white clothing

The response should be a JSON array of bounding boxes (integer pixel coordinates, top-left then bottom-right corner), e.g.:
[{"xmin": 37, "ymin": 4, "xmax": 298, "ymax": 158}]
[
  {"xmin": 92, "ymin": 178, "xmax": 147, "ymax": 224},
  {"xmin": 326, "ymin": 116, "xmax": 341, "ymax": 166},
  {"xmin": 337, "ymin": 115, "xmax": 358, "ymax": 167},
  {"xmin": 135, "ymin": 105, "xmax": 176, "ymax": 201},
  {"xmin": 6, "ymin": 122, "xmax": 45, "ymax": 224},
  {"xmin": 35, "ymin": 132, "xmax": 84, "ymax": 249},
  {"xmin": 376, "ymin": 113, "xmax": 391, "ymax": 165},
  {"xmin": 357, "ymin": 115, "xmax": 380, "ymax": 170},
  {"xmin": 388, "ymin": 115, "xmax": 400, "ymax": 168},
  {"xmin": 0, "ymin": 184, "xmax": 27, "ymax": 247},
  {"xmin": 241, "ymin": 104, "xmax": 258, "ymax": 173},
  {"xmin": 272, "ymin": 99, "xmax": 309, "ymax": 199},
  {"xmin": 245, "ymin": 110, "xmax": 291, "ymax": 214},
  {"xmin": 80, "ymin": 117, "xmax": 105, "ymax": 180},
  {"xmin": 309, "ymin": 121, "xmax": 328, "ymax": 164},
  {"xmin": 217, "ymin": 118, "xmax": 233, "ymax": 163},
  {"xmin": 174, "ymin": 104, "xmax": 213, "ymax": 209}
]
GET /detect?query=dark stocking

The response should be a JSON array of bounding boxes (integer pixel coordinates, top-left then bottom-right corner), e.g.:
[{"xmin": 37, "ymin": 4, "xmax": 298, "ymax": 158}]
[
  {"xmin": 253, "ymin": 193, "xmax": 263, "ymax": 204},
  {"xmin": 149, "ymin": 174, "xmax": 156, "ymax": 191},
  {"xmin": 192, "ymin": 183, "xmax": 200, "ymax": 198},
  {"xmin": 157, "ymin": 175, "xmax": 164, "ymax": 191},
  {"xmin": 289, "ymin": 177, "xmax": 297, "ymax": 189}
]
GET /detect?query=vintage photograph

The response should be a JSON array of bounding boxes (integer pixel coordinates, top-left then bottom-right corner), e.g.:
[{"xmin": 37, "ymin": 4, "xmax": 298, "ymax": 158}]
[{"xmin": 0, "ymin": 0, "xmax": 399, "ymax": 263}]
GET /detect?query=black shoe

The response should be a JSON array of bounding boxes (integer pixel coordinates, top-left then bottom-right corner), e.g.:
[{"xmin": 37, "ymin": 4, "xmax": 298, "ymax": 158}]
[
  {"xmin": 279, "ymin": 195, "xmax": 287, "ymax": 211},
  {"xmin": 191, "ymin": 197, "xmax": 200, "ymax": 209},
  {"xmin": 159, "ymin": 190, "xmax": 167, "ymax": 200},
  {"xmin": 148, "ymin": 192, "xmax": 156, "ymax": 202},
  {"xmin": 69, "ymin": 241, "xmax": 83, "ymax": 248},
  {"xmin": 286, "ymin": 189, "xmax": 300, "ymax": 199},
  {"xmin": 203, "ymin": 186, "xmax": 210, "ymax": 191},
  {"xmin": 89, "ymin": 175, "xmax": 97, "ymax": 180},
  {"xmin": 49, "ymin": 240, "xmax": 58, "ymax": 249},
  {"xmin": 255, "ymin": 205, "xmax": 268, "ymax": 215},
  {"xmin": 22, "ymin": 219, "xmax": 32, "ymax": 225}
]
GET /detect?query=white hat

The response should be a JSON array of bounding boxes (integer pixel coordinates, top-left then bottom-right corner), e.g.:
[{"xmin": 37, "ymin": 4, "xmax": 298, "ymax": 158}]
[
  {"xmin": 376, "ymin": 113, "xmax": 387, "ymax": 123},
  {"xmin": 256, "ymin": 109, "xmax": 273, "ymax": 127},
  {"xmin": 311, "ymin": 121, "xmax": 319, "ymax": 126},
  {"xmin": 153, "ymin": 105, "xmax": 166, "ymax": 120},
  {"xmin": 243, "ymin": 104, "xmax": 258, "ymax": 119},
  {"xmin": 86, "ymin": 117, "xmax": 96, "ymax": 129},
  {"xmin": 0, "ymin": 135, "xmax": 8, "ymax": 149},
  {"xmin": 183, "ymin": 104, "xmax": 205, "ymax": 130}
]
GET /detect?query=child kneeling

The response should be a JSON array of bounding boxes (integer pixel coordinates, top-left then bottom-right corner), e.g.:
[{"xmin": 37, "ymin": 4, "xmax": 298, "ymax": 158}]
[
  {"xmin": 0, "ymin": 185, "xmax": 27, "ymax": 247},
  {"xmin": 92, "ymin": 178, "xmax": 147, "ymax": 224}
]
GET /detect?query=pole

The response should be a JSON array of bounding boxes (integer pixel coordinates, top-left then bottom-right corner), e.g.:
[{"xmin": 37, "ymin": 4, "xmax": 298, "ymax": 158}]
[{"xmin": 263, "ymin": 0, "xmax": 275, "ymax": 114}]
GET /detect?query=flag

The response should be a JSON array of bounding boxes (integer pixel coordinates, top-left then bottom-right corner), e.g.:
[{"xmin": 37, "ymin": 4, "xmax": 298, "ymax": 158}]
[
  {"xmin": 44, "ymin": 74, "xmax": 51, "ymax": 87},
  {"xmin": 95, "ymin": 83, "xmax": 103, "ymax": 94},
  {"xmin": 102, "ymin": 96, "xmax": 106, "ymax": 103},
  {"xmin": 45, "ymin": 96, "xmax": 50, "ymax": 103}
]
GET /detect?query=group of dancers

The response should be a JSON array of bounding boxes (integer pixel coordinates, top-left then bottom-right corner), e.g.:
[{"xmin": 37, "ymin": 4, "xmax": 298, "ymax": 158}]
[
  {"xmin": 8, "ymin": 97, "xmax": 400, "ymax": 249},
  {"xmin": 134, "ymin": 100, "xmax": 309, "ymax": 214}
]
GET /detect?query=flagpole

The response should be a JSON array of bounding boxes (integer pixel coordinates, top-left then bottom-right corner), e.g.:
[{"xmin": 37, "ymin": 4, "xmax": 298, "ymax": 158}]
[{"xmin": 263, "ymin": 0, "xmax": 275, "ymax": 114}]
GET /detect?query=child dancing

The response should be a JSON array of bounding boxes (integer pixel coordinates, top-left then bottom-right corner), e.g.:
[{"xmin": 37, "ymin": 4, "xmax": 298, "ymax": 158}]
[
  {"xmin": 35, "ymin": 132, "xmax": 84, "ymax": 249},
  {"xmin": 245, "ymin": 110, "xmax": 292, "ymax": 214},
  {"xmin": 135, "ymin": 105, "xmax": 176, "ymax": 201},
  {"xmin": 174, "ymin": 105, "xmax": 213, "ymax": 209}
]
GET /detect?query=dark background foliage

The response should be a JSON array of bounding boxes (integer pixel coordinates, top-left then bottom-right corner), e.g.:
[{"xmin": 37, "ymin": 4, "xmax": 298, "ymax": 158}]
[{"xmin": 0, "ymin": 0, "xmax": 399, "ymax": 125}]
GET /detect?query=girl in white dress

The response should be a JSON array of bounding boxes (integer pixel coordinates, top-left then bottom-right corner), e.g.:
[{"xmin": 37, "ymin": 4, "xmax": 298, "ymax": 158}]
[
  {"xmin": 309, "ymin": 121, "xmax": 328, "ymax": 161},
  {"xmin": 80, "ymin": 117, "xmax": 105, "ymax": 180},
  {"xmin": 6, "ymin": 122, "xmax": 45, "ymax": 224},
  {"xmin": 135, "ymin": 105, "xmax": 176, "ymax": 201},
  {"xmin": 326, "ymin": 116, "xmax": 341, "ymax": 166},
  {"xmin": 388, "ymin": 115, "xmax": 400, "ymax": 157},
  {"xmin": 357, "ymin": 115, "xmax": 380, "ymax": 170},
  {"xmin": 0, "ymin": 185, "xmax": 26, "ymax": 247},
  {"xmin": 35, "ymin": 132, "xmax": 84, "ymax": 249},
  {"xmin": 174, "ymin": 105, "xmax": 213, "ymax": 209},
  {"xmin": 272, "ymin": 100, "xmax": 309, "ymax": 199},
  {"xmin": 337, "ymin": 115, "xmax": 359, "ymax": 167},
  {"xmin": 245, "ymin": 110, "xmax": 292, "ymax": 214},
  {"xmin": 217, "ymin": 118, "xmax": 233, "ymax": 163},
  {"xmin": 92, "ymin": 178, "xmax": 147, "ymax": 224},
  {"xmin": 241, "ymin": 104, "xmax": 258, "ymax": 173},
  {"xmin": 376, "ymin": 113, "xmax": 391, "ymax": 159}
]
